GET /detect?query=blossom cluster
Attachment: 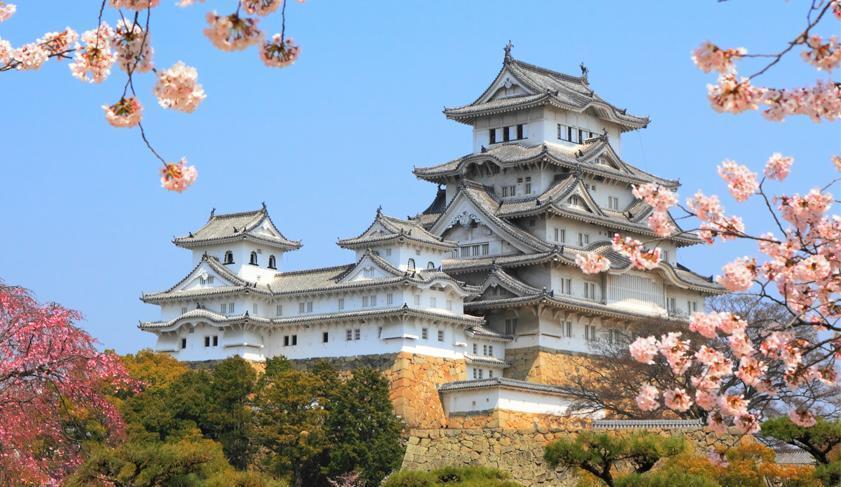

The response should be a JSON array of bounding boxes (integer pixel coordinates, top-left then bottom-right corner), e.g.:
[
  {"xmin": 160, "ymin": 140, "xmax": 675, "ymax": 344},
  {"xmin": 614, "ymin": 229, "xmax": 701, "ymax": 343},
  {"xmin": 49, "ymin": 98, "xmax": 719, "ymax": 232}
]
[
  {"xmin": 691, "ymin": 41, "xmax": 745, "ymax": 73},
  {"xmin": 161, "ymin": 158, "xmax": 198, "ymax": 192},
  {"xmin": 632, "ymin": 182, "xmax": 678, "ymax": 237},
  {"xmin": 204, "ymin": 12, "xmax": 262, "ymax": 51},
  {"xmin": 718, "ymin": 160, "xmax": 758, "ymax": 202},
  {"xmin": 113, "ymin": 19, "xmax": 153, "ymax": 73},
  {"xmin": 153, "ymin": 61, "xmax": 206, "ymax": 113},
  {"xmin": 260, "ymin": 34, "xmax": 301, "ymax": 68},
  {"xmin": 802, "ymin": 35, "xmax": 841, "ymax": 71},
  {"xmin": 574, "ymin": 253, "xmax": 611, "ymax": 275},
  {"xmin": 611, "ymin": 234, "xmax": 662, "ymax": 270},
  {"xmin": 69, "ymin": 23, "xmax": 116, "ymax": 83},
  {"xmin": 103, "ymin": 97, "xmax": 143, "ymax": 128},
  {"xmin": 0, "ymin": 2, "xmax": 14, "ymax": 23}
]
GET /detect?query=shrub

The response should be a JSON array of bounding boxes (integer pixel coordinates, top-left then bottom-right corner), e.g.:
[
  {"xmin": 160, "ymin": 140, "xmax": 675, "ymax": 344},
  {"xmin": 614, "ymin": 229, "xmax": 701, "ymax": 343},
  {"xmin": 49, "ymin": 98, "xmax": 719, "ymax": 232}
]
[{"xmin": 382, "ymin": 466, "xmax": 520, "ymax": 487}]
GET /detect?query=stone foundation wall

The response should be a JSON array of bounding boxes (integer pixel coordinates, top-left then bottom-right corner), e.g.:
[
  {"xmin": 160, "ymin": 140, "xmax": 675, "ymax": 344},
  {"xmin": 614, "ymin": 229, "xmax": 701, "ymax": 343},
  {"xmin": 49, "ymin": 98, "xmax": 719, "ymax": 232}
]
[
  {"xmin": 402, "ymin": 425, "xmax": 721, "ymax": 487},
  {"xmin": 288, "ymin": 352, "xmax": 465, "ymax": 429},
  {"xmin": 446, "ymin": 411, "xmax": 590, "ymax": 431},
  {"xmin": 505, "ymin": 347, "xmax": 599, "ymax": 387}
]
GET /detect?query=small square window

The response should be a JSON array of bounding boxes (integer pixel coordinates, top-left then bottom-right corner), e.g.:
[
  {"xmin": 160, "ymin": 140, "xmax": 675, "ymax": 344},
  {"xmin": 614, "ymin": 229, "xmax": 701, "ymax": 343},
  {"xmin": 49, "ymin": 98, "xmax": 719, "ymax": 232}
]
[
  {"xmin": 421, "ymin": 328, "xmax": 428, "ymax": 340},
  {"xmin": 204, "ymin": 336, "xmax": 210, "ymax": 347},
  {"xmin": 276, "ymin": 304, "xmax": 283, "ymax": 316},
  {"xmin": 346, "ymin": 329, "xmax": 353, "ymax": 341},
  {"xmin": 354, "ymin": 329, "xmax": 361, "ymax": 340},
  {"xmin": 338, "ymin": 298, "xmax": 345, "ymax": 310},
  {"xmin": 472, "ymin": 343, "xmax": 478, "ymax": 354},
  {"xmin": 181, "ymin": 338, "xmax": 187, "ymax": 349},
  {"xmin": 292, "ymin": 335, "xmax": 297, "ymax": 346},
  {"xmin": 322, "ymin": 332, "xmax": 329, "ymax": 343},
  {"xmin": 387, "ymin": 293, "xmax": 393, "ymax": 305},
  {"xmin": 181, "ymin": 306, "xmax": 188, "ymax": 314},
  {"xmin": 212, "ymin": 335, "xmax": 218, "ymax": 346},
  {"xmin": 284, "ymin": 335, "xmax": 290, "ymax": 346},
  {"xmin": 413, "ymin": 294, "xmax": 421, "ymax": 306},
  {"xmin": 306, "ymin": 301, "xmax": 313, "ymax": 313},
  {"xmin": 437, "ymin": 329, "xmax": 444, "ymax": 342}
]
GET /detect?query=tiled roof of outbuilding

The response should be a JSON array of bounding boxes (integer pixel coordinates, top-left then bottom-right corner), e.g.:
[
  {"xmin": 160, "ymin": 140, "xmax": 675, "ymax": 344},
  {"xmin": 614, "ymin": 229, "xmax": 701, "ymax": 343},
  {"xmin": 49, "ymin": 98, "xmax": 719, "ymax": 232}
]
[{"xmin": 173, "ymin": 206, "xmax": 301, "ymax": 251}]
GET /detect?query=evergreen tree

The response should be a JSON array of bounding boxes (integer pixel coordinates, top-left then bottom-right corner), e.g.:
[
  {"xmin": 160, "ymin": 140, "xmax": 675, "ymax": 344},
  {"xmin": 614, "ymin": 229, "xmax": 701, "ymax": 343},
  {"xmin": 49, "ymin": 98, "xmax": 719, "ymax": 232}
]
[{"xmin": 324, "ymin": 367, "xmax": 404, "ymax": 486}]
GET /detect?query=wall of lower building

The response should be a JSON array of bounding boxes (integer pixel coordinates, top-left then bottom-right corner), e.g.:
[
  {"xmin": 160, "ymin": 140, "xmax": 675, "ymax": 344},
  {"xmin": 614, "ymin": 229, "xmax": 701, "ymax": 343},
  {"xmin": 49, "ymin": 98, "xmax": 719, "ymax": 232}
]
[{"xmin": 505, "ymin": 346, "xmax": 598, "ymax": 387}]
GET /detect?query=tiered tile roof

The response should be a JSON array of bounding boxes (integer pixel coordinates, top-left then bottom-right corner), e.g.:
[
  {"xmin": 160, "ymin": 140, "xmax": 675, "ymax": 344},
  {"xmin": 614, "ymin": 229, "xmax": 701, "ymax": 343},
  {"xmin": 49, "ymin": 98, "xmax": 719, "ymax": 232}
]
[
  {"xmin": 173, "ymin": 206, "xmax": 302, "ymax": 251},
  {"xmin": 443, "ymin": 56, "xmax": 649, "ymax": 132},
  {"xmin": 338, "ymin": 208, "xmax": 456, "ymax": 251}
]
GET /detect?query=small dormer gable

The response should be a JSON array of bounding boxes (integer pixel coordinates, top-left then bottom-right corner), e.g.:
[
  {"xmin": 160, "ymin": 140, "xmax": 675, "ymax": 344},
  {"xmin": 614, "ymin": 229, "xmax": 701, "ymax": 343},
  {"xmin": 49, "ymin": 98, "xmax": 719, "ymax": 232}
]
[
  {"xmin": 173, "ymin": 205, "xmax": 302, "ymax": 253},
  {"xmin": 339, "ymin": 250, "xmax": 404, "ymax": 283}
]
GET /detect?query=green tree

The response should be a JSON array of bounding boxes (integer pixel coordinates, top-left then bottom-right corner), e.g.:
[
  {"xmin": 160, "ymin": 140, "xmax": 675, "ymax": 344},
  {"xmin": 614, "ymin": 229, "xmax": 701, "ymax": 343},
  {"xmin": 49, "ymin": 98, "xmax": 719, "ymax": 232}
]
[
  {"xmin": 762, "ymin": 417, "xmax": 841, "ymax": 465},
  {"xmin": 204, "ymin": 357, "xmax": 258, "ymax": 469},
  {"xmin": 67, "ymin": 431, "xmax": 234, "ymax": 487},
  {"xmin": 324, "ymin": 367, "xmax": 404, "ymax": 486},
  {"xmin": 544, "ymin": 432, "xmax": 686, "ymax": 487},
  {"xmin": 253, "ymin": 364, "xmax": 328, "ymax": 487}
]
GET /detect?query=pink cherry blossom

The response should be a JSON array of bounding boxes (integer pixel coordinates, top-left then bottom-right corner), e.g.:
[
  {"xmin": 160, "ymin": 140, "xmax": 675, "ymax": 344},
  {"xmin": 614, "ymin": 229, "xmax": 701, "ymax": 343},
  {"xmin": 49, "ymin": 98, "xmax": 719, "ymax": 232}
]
[
  {"xmin": 764, "ymin": 153, "xmax": 793, "ymax": 181},
  {"xmin": 762, "ymin": 82, "xmax": 841, "ymax": 122},
  {"xmin": 103, "ymin": 97, "xmax": 142, "ymax": 128},
  {"xmin": 695, "ymin": 345, "xmax": 725, "ymax": 366},
  {"xmin": 717, "ymin": 313, "xmax": 747, "ymax": 335},
  {"xmin": 760, "ymin": 331, "xmax": 794, "ymax": 359},
  {"xmin": 793, "ymin": 254, "xmax": 831, "ymax": 282},
  {"xmin": 113, "ymin": 19, "xmax": 153, "ymax": 73},
  {"xmin": 664, "ymin": 388, "xmax": 692, "ymax": 412},
  {"xmin": 695, "ymin": 389, "xmax": 719, "ymax": 411},
  {"xmin": 734, "ymin": 413, "xmax": 760, "ymax": 434},
  {"xmin": 692, "ymin": 41, "xmax": 745, "ymax": 73},
  {"xmin": 574, "ymin": 253, "xmax": 611, "ymax": 274},
  {"xmin": 686, "ymin": 191, "xmax": 724, "ymax": 223},
  {"xmin": 611, "ymin": 234, "xmax": 661, "ymax": 270},
  {"xmin": 110, "ymin": 0, "xmax": 160, "ymax": 9},
  {"xmin": 153, "ymin": 61, "xmax": 206, "ymax": 113},
  {"xmin": 647, "ymin": 211, "xmax": 676, "ymax": 238},
  {"xmin": 243, "ymin": 0, "xmax": 282, "ymax": 16},
  {"xmin": 160, "ymin": 158, "xmax": 198, "ymax": 192},
  {"xmin": 833, "ymin": 155, "xmax": 841, "ymax": 172},
  {"xmin": 707, "ymin": 451, "xmax": 729, "ymax": 468},
  {"xmin": 689, "ymin": 312, "xmax": 721, "ymax": 340},
  {"xmin": 177, "ymin": 0, "xmax": 204, "ymax": 5},
  {"xmin": 260, "ymin": 34, "xmax": 301, "ymax": 68},
  {"xmin": 708, "ymin": 74, "xmax": 764, "ymax": 113},
  {"xmin": 717, "ymin": 257, "xmax": 758, "ymax": 291},
  {"xmin": 778, "ymin": 189, "xmax": 833, "ymax": 228},
  {"xmin": 718, "ymin": 160, "xmax": 759, "ymax": 202},
  {"xmin": 736, "ymin": 356, "xmax": 766, "ymax": 387},
  {"xmin": 629, "ymin": 336, "xmax": 658, "ymax": 364},
  {"xmin": 728, "ymin": 331, "xmax": 755, "ymax": 358},
  {"xmin": 0, "ymin": 37, "xmax": 10, "ymax": 64},
  {"xmin": 9, "ymin": 43, "xmax": 48, "ymax": 70},
  {"xmin": 789, "ymin": 407, "xmax": 817, "ymax": 428},
  {"xmin": 802, "ymin": 35, "xmax": 841, "ymax": 71},
  {"xmin": 719, "ymin": 394, "xmax": 748, "ymax": 418},
  {"xmin": 0, "ymin": 2, "xmax": 15, "ymax": 23},
  {"xmin": 69, "ymin": 23, "xmax": 116, "ymax": 83},
  {"xmin": 204, "ymin": 12, "xmax": 262, "ymax": 52},
  {"xmin": 834, "ymin": 0, "xmax": 841, "ymax": 20},
  {"xmin": 38, "ymin": 28, "xmax": 78, "ymax": 57},
  {"xmin": 707, "ymin": 412, "xmax": 728, "ymax": 434},
  {"xmin": 632, "ymin": 182, "xmax": 678, "ymax": 212},
  {"xmin": 658, "ymin": 332, "xmax": 692, "ymax": 375},
  {"xmin": 635, "ymin": 384, "xmax": 659, "ymax": 411}
]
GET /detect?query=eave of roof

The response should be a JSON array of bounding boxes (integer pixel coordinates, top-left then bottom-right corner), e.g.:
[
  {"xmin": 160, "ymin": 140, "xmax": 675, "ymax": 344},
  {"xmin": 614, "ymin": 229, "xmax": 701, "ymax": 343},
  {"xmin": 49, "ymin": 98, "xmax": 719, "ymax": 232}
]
[
  {"xmin": 173, "ymin": 207, "xmax": 302, "ymax": 251},
  {"xmin": 438, "ymin": 377, "xmax": 575, "ymax": 396},
  {"xmin": 140, "ymin": 305, "xmax": 484, "ymax": 331}
]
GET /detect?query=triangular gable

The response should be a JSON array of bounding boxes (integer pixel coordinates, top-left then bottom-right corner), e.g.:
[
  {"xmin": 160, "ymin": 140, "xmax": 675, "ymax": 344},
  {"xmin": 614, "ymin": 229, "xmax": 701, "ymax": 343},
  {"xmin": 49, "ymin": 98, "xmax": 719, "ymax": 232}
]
[
  {"xmin": 248, "ymin": 215, "xmax": 284, "ymax": 240},
  {"xmin": 557, "ymin": 179, "xmax": 605, "ymax": 216},
  {"xmin": 474, "ymin": 66, "xmax": 539, "ymax": 105},
  {"xmin": 430, "ymin": 190, "xmax": 546, "ymax": 254},
  {"xmin": 479, "ymin": 268, "xmax": 542, "ymax": 298},
  {"xmin": 163, "ymin": 256, "xmax": 246, "ymax": 294},
  {"xmin": 578, "ymin": 141, "xmax": 631, "ymax": 175},
  {"xmin": 339, "ymin": 252, "xmax": 404, "ymax": 283}
]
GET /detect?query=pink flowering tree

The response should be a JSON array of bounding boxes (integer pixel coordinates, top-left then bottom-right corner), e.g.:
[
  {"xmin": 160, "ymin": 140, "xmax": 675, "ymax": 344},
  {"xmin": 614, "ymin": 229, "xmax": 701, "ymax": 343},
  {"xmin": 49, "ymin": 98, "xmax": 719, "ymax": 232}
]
[
  {"xmin": 573, "ymin": 0, "xmax": 841, "ymax": 440},
  {"xmin": 0, "ymin": 0, "xmax": 303, "ymax": 192},
  {"xmin": 0, "ymin": 283, "xmax": 134, "ymax": 485}
]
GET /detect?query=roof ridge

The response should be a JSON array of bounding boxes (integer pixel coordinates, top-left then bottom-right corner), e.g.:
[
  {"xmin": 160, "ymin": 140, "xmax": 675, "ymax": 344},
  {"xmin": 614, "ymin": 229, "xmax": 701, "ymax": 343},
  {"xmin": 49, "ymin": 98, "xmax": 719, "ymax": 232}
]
[
  {"xmin": 510, "ymin": 58, "xmax": 586, "ymax": 85},
  {"xmin": 210, "ymin": 208, "xmax": 265, "ymax": 219},
  {"xmin": 276, "ymin": 263, "xmax": 354, "ymax": 277}
]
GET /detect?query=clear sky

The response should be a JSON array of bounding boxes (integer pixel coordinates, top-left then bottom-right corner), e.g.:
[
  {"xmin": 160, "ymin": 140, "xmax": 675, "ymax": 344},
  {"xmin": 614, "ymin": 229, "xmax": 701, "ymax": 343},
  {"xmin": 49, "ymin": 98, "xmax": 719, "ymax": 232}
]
[{"xmin": 1, "ymin": 1, "xmax": 838, "ymax": 354}]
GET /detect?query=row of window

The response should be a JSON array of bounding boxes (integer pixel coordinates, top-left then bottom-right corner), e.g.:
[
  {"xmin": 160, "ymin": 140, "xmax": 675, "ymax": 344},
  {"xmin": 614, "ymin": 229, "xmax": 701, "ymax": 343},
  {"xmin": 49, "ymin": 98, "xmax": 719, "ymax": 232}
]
[
  {"xmin": 420, "ymin": 327, "xmax": 446, "ymax": 342},
  {"xmin": 458, "ymin": 243, "xmax": 490, "ymax": 258},
  {"xmin": 471, "ymin": 368, "xmax": 496, "ymax": 379},
  {"xmin": 489, "ymin": 124, "xmax": 525, "ymax": 144},
  {"xmin": 667, "ymin": 298, "xmax": 700, "ymax": 315},
  {"xmin": 557, "ymin": 123, "xmax": 598, "ymax": 144},
  {"xmin": 179, "ymin": 335, "xmax": 218, "ymax": 349},
  {"xmin": 499, "ymin": 176, "xmax": 533, "ymax": 198},
  {"xmin": 222, "ymin": 250, "xmax": 277, "ymax": 269},
  {"xmin": 470, "ymin": 343, "xmax": 495, "ymax": 356}
]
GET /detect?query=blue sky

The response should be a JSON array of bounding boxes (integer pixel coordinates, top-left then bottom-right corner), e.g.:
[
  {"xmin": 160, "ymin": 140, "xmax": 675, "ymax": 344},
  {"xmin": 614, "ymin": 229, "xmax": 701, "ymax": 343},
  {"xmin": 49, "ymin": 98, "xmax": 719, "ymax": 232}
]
[{"xmin": 1, "ymin": 1, "xmax": 838, "ymax": 353}]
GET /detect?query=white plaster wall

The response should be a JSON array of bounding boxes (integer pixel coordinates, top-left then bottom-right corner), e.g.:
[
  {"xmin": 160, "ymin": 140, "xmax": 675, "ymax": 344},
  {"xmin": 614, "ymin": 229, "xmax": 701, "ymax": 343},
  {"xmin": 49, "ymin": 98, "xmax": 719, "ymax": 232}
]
[
  {"xmin": 471, "ymin": 108, "xmax": 543, "ymax": 153},
  {"xmin": 441, "ymin": 387, "xmax": 572, "ymax": 415},
  {"xmin": 542, "ymin": 107, "xmax": 623, "ymax": 154}
]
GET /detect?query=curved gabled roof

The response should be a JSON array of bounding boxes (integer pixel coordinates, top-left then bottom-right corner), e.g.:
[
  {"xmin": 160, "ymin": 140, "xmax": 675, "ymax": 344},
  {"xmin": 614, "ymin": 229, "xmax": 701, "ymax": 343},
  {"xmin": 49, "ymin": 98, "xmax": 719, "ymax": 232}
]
[
  {"xmin": 443, "ymin": 56, "xmax": 649, "ymax": 132},
  {"xmin": 173, "ymin": 206, "xmax": 302, "ymax": 251},
  {"xmin": 413, "ymin": 139, "xmax": 678, "ymax": 189},
  {"xmin": 338, "ymin": 208, "xmax": 456, "ymax": 251}
]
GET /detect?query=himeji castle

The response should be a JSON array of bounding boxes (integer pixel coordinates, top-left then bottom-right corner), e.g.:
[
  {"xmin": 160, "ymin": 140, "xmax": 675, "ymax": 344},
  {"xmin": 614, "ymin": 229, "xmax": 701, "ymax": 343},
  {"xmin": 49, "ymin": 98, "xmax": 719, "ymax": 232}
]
[{"xmin": 140, "ymin": 46, "xmax": 725, "ymax": 428}]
